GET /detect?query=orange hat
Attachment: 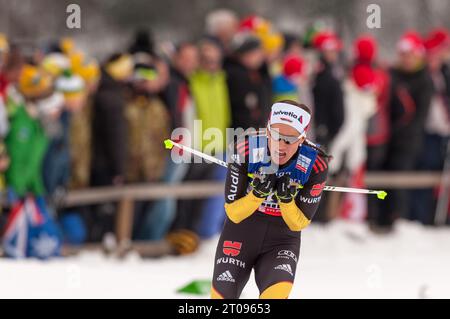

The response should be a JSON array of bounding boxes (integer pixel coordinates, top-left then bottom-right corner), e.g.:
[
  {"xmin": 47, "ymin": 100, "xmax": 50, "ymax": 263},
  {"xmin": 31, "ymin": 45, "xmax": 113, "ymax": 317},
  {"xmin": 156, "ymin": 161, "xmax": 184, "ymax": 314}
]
[{"xmin": 19, "ymin": 64, "xmax": 53, "ymax": 98}]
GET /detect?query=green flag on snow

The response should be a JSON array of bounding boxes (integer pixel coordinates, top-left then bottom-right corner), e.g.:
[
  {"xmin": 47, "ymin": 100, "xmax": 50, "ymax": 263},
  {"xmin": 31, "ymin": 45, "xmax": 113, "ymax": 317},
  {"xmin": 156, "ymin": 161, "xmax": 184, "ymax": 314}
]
[{"xmin": 177, "ymin": 280, "xmax": 211, "ymax": 295}]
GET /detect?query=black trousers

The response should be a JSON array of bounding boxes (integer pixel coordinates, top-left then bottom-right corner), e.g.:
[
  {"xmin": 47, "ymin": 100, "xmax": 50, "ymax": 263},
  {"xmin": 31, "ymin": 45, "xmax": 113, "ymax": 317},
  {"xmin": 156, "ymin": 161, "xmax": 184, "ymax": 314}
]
[
  {"xmin": 212, "ymin": 212, "xmax": 301, "ymax": 299},
  {"xmin": 366, "ymin": 144, "xmax": 388, "ymax": 225},
  {"xmin": 377, "ymin": 134, "xmax": 422, "ymax": 226}
]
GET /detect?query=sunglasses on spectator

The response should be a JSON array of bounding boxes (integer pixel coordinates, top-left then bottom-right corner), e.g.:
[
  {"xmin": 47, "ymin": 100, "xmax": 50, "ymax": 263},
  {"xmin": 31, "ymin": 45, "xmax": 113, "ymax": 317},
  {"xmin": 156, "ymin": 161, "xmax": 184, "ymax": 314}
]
[{"xmin": 267, "ymin": 124, "xmax": 305, "ymax": 145}]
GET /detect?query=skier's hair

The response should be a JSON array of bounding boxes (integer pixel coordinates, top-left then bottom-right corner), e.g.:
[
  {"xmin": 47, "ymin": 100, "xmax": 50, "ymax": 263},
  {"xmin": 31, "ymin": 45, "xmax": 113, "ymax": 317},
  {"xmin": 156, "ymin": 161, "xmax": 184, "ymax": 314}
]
[{"xmin": 274, "ymin": 100, "xmax": 333, "ymax": 160}]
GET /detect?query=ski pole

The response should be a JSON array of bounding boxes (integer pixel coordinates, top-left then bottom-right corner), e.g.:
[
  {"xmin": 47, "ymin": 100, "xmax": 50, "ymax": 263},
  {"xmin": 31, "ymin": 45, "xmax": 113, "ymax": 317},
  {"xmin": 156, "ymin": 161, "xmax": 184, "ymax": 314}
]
[{"xmin": 164, "ymin": 139, "xmax": 387, "ymax": 200}]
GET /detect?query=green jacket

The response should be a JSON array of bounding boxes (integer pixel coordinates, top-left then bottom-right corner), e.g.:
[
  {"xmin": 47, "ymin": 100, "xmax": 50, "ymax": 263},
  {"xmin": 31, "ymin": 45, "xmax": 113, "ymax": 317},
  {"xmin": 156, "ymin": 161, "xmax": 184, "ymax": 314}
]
[
  {"xmin": 5, "ymin": 99, "xmax": 48, "ymax": 196},
  {"xmin": 190, "ymin": 70, "xmax": 231, "ymax": 153}
]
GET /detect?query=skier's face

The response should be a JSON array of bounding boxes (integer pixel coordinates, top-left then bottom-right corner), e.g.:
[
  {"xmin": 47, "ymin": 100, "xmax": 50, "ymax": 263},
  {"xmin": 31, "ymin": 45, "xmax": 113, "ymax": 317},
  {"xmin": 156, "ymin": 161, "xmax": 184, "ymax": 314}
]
[{"xmin": 267, "ymin": 123, "xmax": 305, "ymax": 166}]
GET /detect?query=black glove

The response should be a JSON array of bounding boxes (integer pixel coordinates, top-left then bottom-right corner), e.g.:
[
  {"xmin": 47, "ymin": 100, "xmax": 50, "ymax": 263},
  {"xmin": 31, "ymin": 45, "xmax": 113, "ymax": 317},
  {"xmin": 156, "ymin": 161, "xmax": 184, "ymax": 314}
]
[
  {"xmin": 251, "ymin": 174, "xmax": 277, "ymax": 198},
  {"xmin": 275, "ymin": 175, "xmax": 298, "ymax": 203}
]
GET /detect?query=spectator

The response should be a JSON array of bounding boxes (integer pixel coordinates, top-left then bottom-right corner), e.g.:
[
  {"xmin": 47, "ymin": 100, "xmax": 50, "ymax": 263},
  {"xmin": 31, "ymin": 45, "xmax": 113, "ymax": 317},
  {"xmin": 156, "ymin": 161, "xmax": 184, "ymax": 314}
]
[
  {"xmin": 311, "ymin": 30, "xmax": 345, "ymax": 149},
  {"xmin": 410, "ymin": 28, "xmax": 450, "ymax": 224},
  {"xmin": 42, "ymin": 66, "xmax": 87, "ymax": 245},
  {"xmin": 357, "ymin": 36, "xmax": 392, "ymax": 227},
  {"xmin": 190, "ymin": 37, "xmax": 231, "ymax": 153},
  {"xmin": 43, "ymin": 70, "xmax": 86, "ymax": 197},
  {"xmin": 225, "ymin": 32, "xmax": 272, "ymax": 130},
  {"xmin": 90, "ymin": 53, "xmax": 132, "ymax": 187},
  {"xmin": 330, "ymin": 35, "xmax": 379, "ymax": 221},
  {"xmin": 375, "ymin": 31, "xmax": 434, "ymax": 232},
  {"xmin": 69, "ymin": 53, "xmax": 100, "ymax": 190},
  {"xmin": 311, "ymin": 30, "xmax": 345, "ymax": 223},
  {"xmin": 125, "ymin": 54, "xmax": 171, "ymax": 240},
  {"xmin": 155, "ymin": 43, "xmax": 199, "ymax": 247},
  {"xmin": 187, "ymin": 36, "xmax": 231, "ymax": 238},
  {"xmin": 6, "ymin": 64, "xmax": 51, "ymax": 199},
  {"xmin": 88, "ymin": 53, "xmax": 132, "ymax": 241}
]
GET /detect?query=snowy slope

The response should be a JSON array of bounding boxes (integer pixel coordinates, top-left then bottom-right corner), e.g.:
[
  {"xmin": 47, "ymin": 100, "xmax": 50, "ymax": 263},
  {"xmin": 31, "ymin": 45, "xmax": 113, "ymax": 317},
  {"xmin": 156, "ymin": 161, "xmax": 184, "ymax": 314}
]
[{"xmin": 0, "ymin": 220, "xmax": 449, "ymax": 299}]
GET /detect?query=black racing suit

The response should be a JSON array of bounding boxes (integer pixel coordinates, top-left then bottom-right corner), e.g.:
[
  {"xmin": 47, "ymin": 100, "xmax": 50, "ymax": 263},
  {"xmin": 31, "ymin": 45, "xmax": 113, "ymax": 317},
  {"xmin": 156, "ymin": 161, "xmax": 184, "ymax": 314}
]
[{"xmin": 211, "ymin": 138, "xmax": 328, "ymax": 299}]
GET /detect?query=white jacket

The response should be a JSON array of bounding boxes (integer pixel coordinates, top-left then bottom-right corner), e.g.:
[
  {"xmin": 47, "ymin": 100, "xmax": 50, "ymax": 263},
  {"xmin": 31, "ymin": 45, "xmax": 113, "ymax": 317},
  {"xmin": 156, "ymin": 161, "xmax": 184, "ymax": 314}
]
[{"xmin": 329, "ymin": 79, "xmax": 376, "ymax": 174}]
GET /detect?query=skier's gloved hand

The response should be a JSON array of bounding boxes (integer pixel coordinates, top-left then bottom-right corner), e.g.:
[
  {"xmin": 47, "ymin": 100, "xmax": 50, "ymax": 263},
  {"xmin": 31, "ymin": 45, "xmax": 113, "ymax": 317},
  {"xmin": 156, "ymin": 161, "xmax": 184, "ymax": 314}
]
[
  {"xmin": 251, "ymin": 174, "xmax": 277, "ymax": 198},
  {"xmin": 275, "ymin": 175, "xmax": 298, "ymax": 203}
]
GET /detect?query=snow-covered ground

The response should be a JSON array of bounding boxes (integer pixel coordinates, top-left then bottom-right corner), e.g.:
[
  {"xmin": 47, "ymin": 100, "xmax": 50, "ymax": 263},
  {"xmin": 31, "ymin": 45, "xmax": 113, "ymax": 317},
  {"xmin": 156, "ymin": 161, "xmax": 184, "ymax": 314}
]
[{"xmin": 0, "ymin": 220, "xmax": 449, "ymax": 299}]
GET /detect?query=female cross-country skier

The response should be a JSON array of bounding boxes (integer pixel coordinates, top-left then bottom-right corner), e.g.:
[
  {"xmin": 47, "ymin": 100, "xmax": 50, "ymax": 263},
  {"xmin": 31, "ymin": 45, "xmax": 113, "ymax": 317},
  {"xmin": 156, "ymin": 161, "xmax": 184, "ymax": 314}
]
[{"xmin": 211, "ymin": 100, "xmax": 330, "ymax": 299}]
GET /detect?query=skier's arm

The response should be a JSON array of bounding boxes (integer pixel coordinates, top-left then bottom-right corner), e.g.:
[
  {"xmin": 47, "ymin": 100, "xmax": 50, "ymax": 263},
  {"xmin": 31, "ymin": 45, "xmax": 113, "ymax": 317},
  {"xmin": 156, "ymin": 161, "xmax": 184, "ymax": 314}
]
[
  {"xmin": 278, "ymin": 200, "xmax": 311, "ymax": 232},
  {"xmin": 278, "ymin": 156, "xmax": 329, "ymax": 231},
  {"xmin": 224, "ymin": 139, "xmax": 265, "ymax": 224}
]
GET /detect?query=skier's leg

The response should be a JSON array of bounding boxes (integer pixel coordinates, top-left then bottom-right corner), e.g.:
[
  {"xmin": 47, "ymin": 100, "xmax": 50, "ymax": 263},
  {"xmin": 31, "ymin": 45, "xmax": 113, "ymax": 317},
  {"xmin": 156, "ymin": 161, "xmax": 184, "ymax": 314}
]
[
  {"xmin": 254, "ymin": 236, "xmax": 301, "ymax": 299},
  {"xmin": 211, "ymin": 217, "xmax": 262, "ymax": 299}
]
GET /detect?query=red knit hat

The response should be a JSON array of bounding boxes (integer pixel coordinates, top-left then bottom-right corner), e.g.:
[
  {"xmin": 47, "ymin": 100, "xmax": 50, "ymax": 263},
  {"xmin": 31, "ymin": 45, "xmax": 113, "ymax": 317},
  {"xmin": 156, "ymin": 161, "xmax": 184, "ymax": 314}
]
[
  {"xmin": 352, "ymin": 64, "xmax": 375, "ymax": 89},
  {"xmin": 282, "ymin": 54, "xmax": 304, "ymax": 78},
  {"xmin": 424, "ymin": 28, "xmax": 450, "ymax": 53},
  {"xmin": 354, "ymin": 35, "xmax": 377, "ymax": 63},
  {"xmin": 397, "ymin": 31, "xmax": 425, "ymax": 55},
  {"xmin": 312, "ymin": 31, "xmax": 342, "ymax": 51}
]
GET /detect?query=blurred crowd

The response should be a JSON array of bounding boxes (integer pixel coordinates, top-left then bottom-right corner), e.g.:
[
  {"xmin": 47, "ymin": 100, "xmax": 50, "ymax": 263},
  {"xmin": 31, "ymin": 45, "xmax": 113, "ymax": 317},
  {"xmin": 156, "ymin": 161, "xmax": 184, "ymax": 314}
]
[{"xmin": 0, "ymin": 9, "xmax": 449, "ymax": 258}]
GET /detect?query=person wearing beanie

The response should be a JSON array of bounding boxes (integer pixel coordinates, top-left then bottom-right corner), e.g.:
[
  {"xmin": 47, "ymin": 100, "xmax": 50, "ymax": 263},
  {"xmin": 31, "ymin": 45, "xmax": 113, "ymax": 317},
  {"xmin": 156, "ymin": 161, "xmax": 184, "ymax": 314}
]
[
  {"xmin": 124, "ymin": 54, "xmax": 171, "ymax": 242},
  {"xmin": 310, "ymin": 30, "xmax": 345, "ymax": 222},
  {"xmin": 91, "ymin": 53, "xmax": 132, "ymax": 187},
  {"xmin": 311, "ymin": 30, "xmax": 344, "ymax": 148},
  {"xmin": 225, "ymin": 32, "xmax": 272, "ymax": 130},
  {"xmin": 82, "ymin": 53, "xmax": 133, "ymax": 242},
  {"xmin": 272, "ymin": 54, "xmax": 305, "ymax": 102},
  {"xmin": 5, "ymin": 64, "xmax": 52, "ymax": 198},
  {"xmin": 329, "ymin": 35, "xmax": 384, "ymax": 222},
  {"xmin": 2, "ymin": 62, "xmax": 63, "ymax": 259},
  {"xmin": 159, "ymin": 42, "xmax": 200, "ymax": 250},
  {"xmin": 410, "ymin": 28, "xmax": 450, "ymax": 224},
  {"xmin": 350, "ymin": 35, "xmax": 391, "ymax": 160},
  {"xmin": 347, "ymin": 35, "xmax": 391, "ymax": 227},
  {"xmin": 174, "ymin": 37, "xmax": 232, "ymax": 240},
  {"xmin": 376, "ymin": 31, "xmax": 434, "ymax": 232},
  {"xmin": 42, "ymin": 69, "xmax": 86, "ymax": 202},
  {"xmin": 67, "ymin": 52, "xmax": 100, "ymax": 192},
  {"xmin": 64, "ymin": 51, "xmax": 100, "ymax": 245}
]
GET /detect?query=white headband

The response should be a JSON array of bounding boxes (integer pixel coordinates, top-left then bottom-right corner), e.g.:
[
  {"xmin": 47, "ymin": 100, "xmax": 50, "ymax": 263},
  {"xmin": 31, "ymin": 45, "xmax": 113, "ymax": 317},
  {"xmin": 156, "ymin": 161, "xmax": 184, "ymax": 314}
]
[{"xmin": 269, "ymin": 102, "xmax": 311, "ymax": 135}]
